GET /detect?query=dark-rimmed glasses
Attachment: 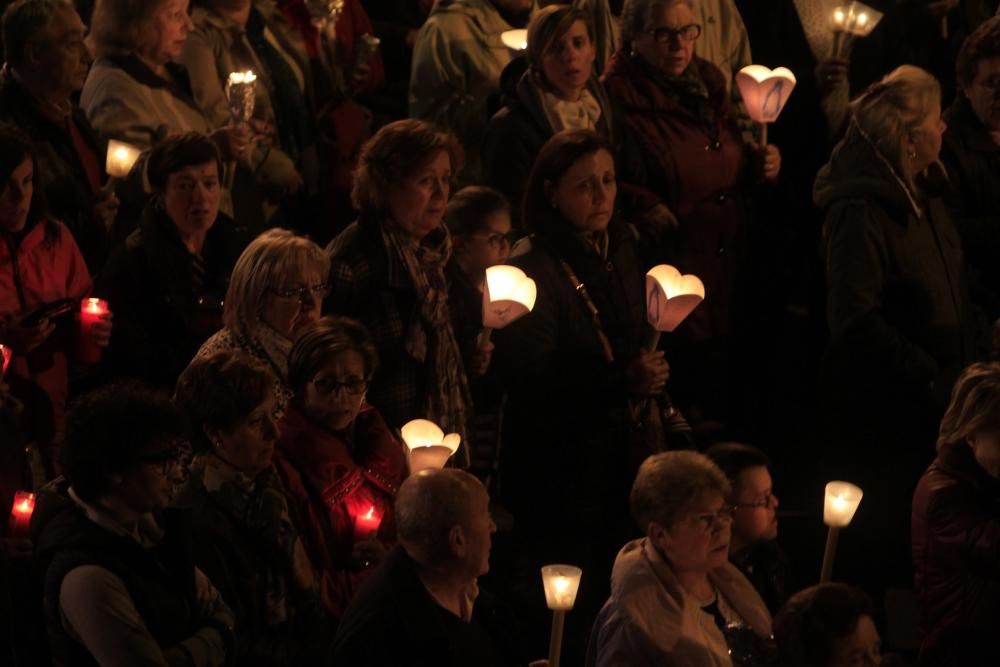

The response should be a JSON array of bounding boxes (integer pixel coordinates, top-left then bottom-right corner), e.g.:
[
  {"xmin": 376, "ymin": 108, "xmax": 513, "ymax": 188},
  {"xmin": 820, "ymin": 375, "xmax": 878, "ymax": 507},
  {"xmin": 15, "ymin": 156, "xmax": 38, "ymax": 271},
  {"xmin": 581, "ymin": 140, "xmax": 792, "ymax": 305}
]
[
  {"xmin": 311, "ymin": 376, "xmax": 370, "ymax": 397},
  {"xmin": 471, "ymin": 232, "xmax": 517, "ymax": 249},
  {"xmin": 268, "ymin": 283, "xmax": 331, "ymax": 303},
  {"xmin": 694, "ymin": 505, "xmax": 735, "ymax": 533},
  {"xmin": 648, "ymin": 23, "xmax": 702, "ymax": 44},
  {"xmin": 734, "ymin": 489, "xmax": 775, "ymax": 510},
  {"xmin": 136, "ymin": 447, "xmax": 185, "ymax": 476}
]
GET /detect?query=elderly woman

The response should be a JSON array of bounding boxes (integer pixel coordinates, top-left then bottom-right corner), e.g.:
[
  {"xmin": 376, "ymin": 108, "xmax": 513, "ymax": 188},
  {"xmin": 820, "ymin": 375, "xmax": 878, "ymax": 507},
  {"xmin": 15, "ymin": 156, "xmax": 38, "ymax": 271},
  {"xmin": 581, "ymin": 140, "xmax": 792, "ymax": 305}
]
[
  {"xmin": 482, "ymin": 4, "xmax": 666, "ymax": 233},
  {"xmin": 32, "ymin": 381, "xmax": 235, "ymax": 667},
  {"xmin": 275, "ymin": 315, "xmax": 406, "ymax": 618},
  {"xmin": 604, "ymin": 0, "xmax": 781, "ymax": 425},
  {"xmin": 180, "ymin": 0, "xmax": 316, "ymax": 204},
  {"xmin": 773, "ymin": 584, "xmax": 881, "ymax": 667},
  {"xmin": 98, "ymin": 133, "xmax": 247, "ymax": 389},
  {"xmin": 815, "ymin": 65, "xmax": 976, "ymax": 601},
  {"xmin": 197, "ymin": 227, "xmax": 328, "ymax": 419},
  {"xmin": 173, "ymin": 351, "xmax": 333, "ymax": 664},
  {"xmin": 588, "ymin": 451, "xmax": 773, "ymax": 666},
  {"xmin": 942, "ymin": 17, "xmax": 1000, "ymax": 317},
  {"xmin": 911, "ymin": 361, "xmax": 1000, "ymax": 666},
  {"xmin": 326, "ymin": 119, "xmax": 474, "ymax": 458},
  {"xmin": 0, "ymin": 127, "xmax": 111, "ymax": 476}
]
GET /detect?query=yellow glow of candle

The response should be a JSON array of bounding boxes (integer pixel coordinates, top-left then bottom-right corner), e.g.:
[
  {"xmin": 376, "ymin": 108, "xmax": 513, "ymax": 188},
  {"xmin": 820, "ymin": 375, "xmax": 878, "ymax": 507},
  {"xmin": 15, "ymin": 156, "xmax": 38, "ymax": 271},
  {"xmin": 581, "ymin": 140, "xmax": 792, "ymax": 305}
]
[
  {"xmin": 227, "ymin": 70, "xmax": 257, "ymax": 85},
  {"xmin": 823, "ymin": 481, "xmax": 863, "ymax": 527},
  {"xmin": 105, "ymin": 140, "xmax": 141, "ymax": 178},
  {"xmin": 541, "ymin": 565, "xmax": 583, "ymax": 611}
]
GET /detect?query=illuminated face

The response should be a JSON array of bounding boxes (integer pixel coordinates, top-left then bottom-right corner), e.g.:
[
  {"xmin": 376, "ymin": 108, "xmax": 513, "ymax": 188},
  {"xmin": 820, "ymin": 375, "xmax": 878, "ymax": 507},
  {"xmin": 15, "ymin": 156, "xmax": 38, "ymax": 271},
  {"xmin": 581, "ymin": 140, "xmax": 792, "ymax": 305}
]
[
  {"xmin": 546, "ymin": 148, "xmax": 617, "ymax": 234},
  {"xmin": 909, "ymin": 100, "xmax": 946, "ymax": 174},
  {"xmin": 453, "ymin": 210, "xmax": 513, "ymax": 278},
  {"xmin": 655, "ymin": 492, "xmax": 733, "ymax": 573},
  {"xmin": 388, "ymin": 150, "xmax": 452, "ymax": 242},
  {"xmin": 301, "ymin": 350, "xmax": 369, "ymax": 432},
  {"xmin": 214, "ymin": 394, "xmax": 279, "ymax": 476},
  {"xmin": 541, "ymin": 20, "xmax": 596, "ymax": 100},
  {"xmin": 730, "ymin": 466, "xmax": 779, "ymax": 549},
  {"xmin": 163, "ymin": 161, "xmax": 221, "ymax": 238},
  {"xmin": 32, "ymin": 5, "xmax": 91, "ymax": 96},
  {"xmin": 259, "ymin": 269, "xmax": 325, "ymax": 340},
  {"xmin": 633, "ymin": 2, "xmax": 699, "ymax": 78},
  {"xmin": 140, "ymin": 0, "xmax": 193, "ymax": 66}
]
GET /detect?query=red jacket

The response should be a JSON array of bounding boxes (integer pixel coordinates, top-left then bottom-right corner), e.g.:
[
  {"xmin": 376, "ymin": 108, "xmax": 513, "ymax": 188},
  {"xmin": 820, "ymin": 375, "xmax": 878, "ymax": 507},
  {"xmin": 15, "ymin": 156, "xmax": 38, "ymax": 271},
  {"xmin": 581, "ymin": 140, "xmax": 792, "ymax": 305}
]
[
  {"xmin": 603, "ymin": 51, "xmax": 747, "ymax": 341},
  {"xmin": 0, "ymin": 219, "xmax": 91, "ymax": 467},
  {"xmin": 275, "ymin": 403, "xmax": 405, "ymax": 618},
  {"xmin": 911, "ymin": 443, "xmax": 1000, "ymax": 666}
]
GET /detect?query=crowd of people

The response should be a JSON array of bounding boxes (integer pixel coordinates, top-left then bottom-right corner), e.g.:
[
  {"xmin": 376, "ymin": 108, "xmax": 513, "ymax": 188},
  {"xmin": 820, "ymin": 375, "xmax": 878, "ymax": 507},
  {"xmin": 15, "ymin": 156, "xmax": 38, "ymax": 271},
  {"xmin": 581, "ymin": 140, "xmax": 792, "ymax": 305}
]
[{"xmin": 1, "ymin": 0, "xmax": 999, "ymax": 665}]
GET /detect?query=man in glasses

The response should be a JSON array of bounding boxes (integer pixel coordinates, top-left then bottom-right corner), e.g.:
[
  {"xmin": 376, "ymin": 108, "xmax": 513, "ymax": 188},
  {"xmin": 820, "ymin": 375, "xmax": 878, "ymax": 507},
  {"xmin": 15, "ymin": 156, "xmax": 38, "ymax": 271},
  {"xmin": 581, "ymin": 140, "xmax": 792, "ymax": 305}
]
[{"xmin": 706, "ymin": 442, "xmax": 788, "ymax": 614}]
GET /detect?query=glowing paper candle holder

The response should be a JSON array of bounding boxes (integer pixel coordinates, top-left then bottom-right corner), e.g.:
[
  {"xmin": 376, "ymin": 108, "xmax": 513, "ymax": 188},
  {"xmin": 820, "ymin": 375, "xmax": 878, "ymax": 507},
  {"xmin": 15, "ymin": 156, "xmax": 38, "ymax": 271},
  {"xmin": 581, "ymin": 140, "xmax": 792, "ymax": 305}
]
[
  {"xmin": 8, "ymin": 491, "xmax": 35, "ymax": 539},
  {"xmin": 830, "ymin": 3, "xmax": 882, "ymax": 59},
  {"xmin": 541, "ymin": 564, "xmax": 582, "ymax": 667},
  {"xmin": 352, "ymin": 504, "xmax": 384, "ymax": 543},
  {"xmin": 819, "ymin": 481, "xmax": 863, "ymax": 582},
  {"xmin": 479, "ymin": 265, "xmax": 537, "ymax": 345},
  {"xmin": 501, "ymin": 29, "xmax": 528, "ymax": 52},
  {"xmin": 401, "ymin": 419, "xmax": 461, "ymax": 472},
  {"xmin": 735, "ymin": 65, "xmax": 797, "ymax": 147},
  {"xmin": 105, "ymin": 139, "xmax": 141, "ymax": 186},
  {"xmin": 644, "ymin": 265, "xmax": 705, "ymax": 351},
  {"xmin": 226, "ymin": 71, "xmax": 257, "ymax": 126},
  {"xmin": 78, "ymin": 298, "xmax": 109, "ymax": 364}
]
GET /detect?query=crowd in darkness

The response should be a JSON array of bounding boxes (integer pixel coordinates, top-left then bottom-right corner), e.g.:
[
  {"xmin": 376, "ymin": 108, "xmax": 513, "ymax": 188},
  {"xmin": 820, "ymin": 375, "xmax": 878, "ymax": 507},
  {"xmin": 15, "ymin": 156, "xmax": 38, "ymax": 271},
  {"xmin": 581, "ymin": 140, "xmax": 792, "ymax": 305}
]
[{"xmin": 1, "ymin": 0, "xmax": 1000, "ymax": 665}]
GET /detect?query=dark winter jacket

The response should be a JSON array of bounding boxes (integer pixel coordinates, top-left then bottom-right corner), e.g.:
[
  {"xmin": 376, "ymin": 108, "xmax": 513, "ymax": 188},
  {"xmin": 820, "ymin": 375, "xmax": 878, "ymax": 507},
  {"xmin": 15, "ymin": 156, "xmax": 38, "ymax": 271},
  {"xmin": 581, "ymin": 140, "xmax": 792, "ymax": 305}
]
[
  {"xmin": 0, "ymin": 70, "xmax": 110, "ymax": 273},
  {"xmin": 96, "ymin": 202, "xmax": 246, "ymax": 389},
  {"xmin": 911, "ymin": 443, "xmax": 1000, "ymax": 667},
  {"xmin": 482, "ymin": 71, "xmax": 659, "ymax": 227},
  {"xmin": 815, "ymin": 122, "xmax": 974, "ymax": 427},
  {"xmin": 941, "ymin": 94, "xmax": 1000, "ymax": 318},
  {"xmin": 603, "ymin": 50, "xmax": 749, "ymax": 342}
]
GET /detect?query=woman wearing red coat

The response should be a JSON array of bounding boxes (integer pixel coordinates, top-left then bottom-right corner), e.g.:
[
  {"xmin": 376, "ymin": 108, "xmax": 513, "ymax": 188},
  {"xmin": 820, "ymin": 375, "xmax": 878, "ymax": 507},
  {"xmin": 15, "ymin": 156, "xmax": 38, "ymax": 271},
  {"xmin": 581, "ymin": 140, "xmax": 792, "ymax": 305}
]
[
  {"xmin": 603, "ymin": 0, "xmax": 780, "ymax": 426},
  {"xmin": 275, "ymin": 315, "xmax": 406, "ymax": 618}
]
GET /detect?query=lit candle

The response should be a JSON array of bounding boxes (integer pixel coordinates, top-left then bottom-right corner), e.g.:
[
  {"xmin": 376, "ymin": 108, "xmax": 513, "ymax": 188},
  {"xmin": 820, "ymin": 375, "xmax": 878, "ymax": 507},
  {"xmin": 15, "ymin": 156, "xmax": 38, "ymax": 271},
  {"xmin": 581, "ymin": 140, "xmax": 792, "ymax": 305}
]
[
  {"xmin": 78, "ymin": 298, "xmax": 109, "ymax": 364},
  {"xmin": 401, "ymin": 419, "xmax": 461, "ymax": 472},
  {"xmin": 8, "ymin": 491, "xmax": 35, "ymax": 539},
  {"xmin": 226, "ymin": 71, "xmax": 257, "ymax": 125},
  {"xmin": 353, "ymin": 504, "xmax": 383, "ymax": 543},
  {"xmin": 541, "ymin": 564, "xmax": 583, "ymax": 667},
  {"xmin": 735, "ymin": 65, "xmax": 797, "ymax": 146},
  {"xmin": 820, "ymin": 481, "xmax": 863, "ymax": 582},
  {"xmin": 644, "ymin": 264, "xmax": 705, "ymax": 350},
  {"xmin": 501, "ymin": 29, "xmax": 528, "ymax": 51},
  {"xmin": 480, "ymin": 265, "xmax": 537, "ymax": 344},
  {"xmin": 105, "ymin": 140, "xmax": 141, "ymax": 179}
]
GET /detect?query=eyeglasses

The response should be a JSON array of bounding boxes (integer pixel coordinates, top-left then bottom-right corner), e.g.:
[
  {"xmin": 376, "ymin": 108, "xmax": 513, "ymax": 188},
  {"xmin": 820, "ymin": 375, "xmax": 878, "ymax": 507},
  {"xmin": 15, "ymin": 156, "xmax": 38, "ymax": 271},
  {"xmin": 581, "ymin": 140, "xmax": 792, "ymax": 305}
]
[
  {"xmin": 693, "ymin": 505, "xmax": 735, "ymax": 533},
  {"xmin": 136, "ymin": 447, "xmax": 185, "ymax": 476},
  {"xmin": 471, "ymin": 232, "xmax": 517, "ymax": 249},
  {"xmin": 647, "ymin": 23, "xmax": 702, "ymax": 44},
  {"xmin": 268, "ymin": 283, "xmax": 330, "ymax": 303},
  {"xmin": 734, "ymin": 489, "xmax": 776, "ymax": 510},
  {"xmin": 311, "ymin": 376, "xmax": 369, "ymax": 396}
]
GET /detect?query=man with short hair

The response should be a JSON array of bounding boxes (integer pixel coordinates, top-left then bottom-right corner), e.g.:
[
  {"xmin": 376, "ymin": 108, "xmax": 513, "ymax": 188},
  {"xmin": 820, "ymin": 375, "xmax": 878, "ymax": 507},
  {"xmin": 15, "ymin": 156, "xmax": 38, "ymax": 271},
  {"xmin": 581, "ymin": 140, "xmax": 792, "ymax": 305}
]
[
  {"xmin": 0, "ymin": 0, "xmax": 118, "ymax": 272},
  {"xmin": 332, "ymin": 468, "xmax": 541, "ymax": 666},
  {"xmin": 705, "ymin": 442, "xmax": 789, "ymax": 614}
]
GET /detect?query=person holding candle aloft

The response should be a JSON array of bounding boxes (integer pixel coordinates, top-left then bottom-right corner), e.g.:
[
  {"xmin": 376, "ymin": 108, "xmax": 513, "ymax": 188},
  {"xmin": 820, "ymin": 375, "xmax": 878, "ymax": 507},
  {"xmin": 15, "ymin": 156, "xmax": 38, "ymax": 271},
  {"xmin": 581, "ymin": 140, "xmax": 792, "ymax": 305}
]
[
  {"xmin": 172, "ymin": 351, "xmax": 336, "ymax": 665},
  {"xmin": 911, "ymin": 362, "xmax": 1000, "ymax": 666},
  {"xmin": 275, "ymin": 315, "xmax": 406, "ymax": 619},
  {"xmin": 0, "ymin": 126, "xmax": 112, "ymax": 478},
  {"xmin": 0, "ymin": 0, "xmax": 120, "ymax": 274},
  {"xmin": 196, "ymin": 227, "xmax": 328, "ymax": 419},
  {"xmin": 98, "ymin": 133, "xmax": 247, "ymax": 390},
  {"xmin": 605, "ymin": 0, "xmax": 781, "ymax": 430},
  {"xmin": 587, "ymin": 451, "xmax": 773, "ymax": 667}
]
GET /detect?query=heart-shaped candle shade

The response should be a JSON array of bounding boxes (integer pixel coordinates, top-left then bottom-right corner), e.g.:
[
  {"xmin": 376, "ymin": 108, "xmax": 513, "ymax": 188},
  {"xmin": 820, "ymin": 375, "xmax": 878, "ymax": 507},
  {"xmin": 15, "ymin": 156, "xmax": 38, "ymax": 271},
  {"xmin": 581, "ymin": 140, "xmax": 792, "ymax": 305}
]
[
  {"xmin": 483, "ymin": 265, "xmax": 537, "ymax": 330},
  {"xmin": 735, "ymin": 66, "xmax": 797, "ymax": 124},
  {"xmin": 645, "ymin": 265, "xmax": 705, "ymax": 332},
  {"xmin": 401, "ymin": 419, "xmax": 462, "ymax": 472},
  {"xmin": 501, "ymin": 29, "xmax": 528, "ymax": 51},
  {"xmin": 830, "ymin": 2, "xmax": 882, "ymax": 36}
]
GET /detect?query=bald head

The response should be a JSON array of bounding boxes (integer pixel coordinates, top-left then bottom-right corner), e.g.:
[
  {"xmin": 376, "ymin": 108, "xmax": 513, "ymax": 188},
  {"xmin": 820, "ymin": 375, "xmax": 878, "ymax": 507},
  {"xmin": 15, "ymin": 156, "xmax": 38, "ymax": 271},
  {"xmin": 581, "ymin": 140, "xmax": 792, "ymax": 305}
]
[{"xmin": 396, "ymin": 469, "xmax": 488, "ymax": 565}]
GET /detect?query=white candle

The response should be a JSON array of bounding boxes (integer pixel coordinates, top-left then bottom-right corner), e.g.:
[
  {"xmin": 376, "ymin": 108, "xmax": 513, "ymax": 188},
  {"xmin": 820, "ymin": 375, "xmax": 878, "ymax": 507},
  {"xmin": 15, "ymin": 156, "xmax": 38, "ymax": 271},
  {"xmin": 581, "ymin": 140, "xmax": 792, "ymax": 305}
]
[
  {"xmin": 105, "ymin": 140, "xmax": 141, "ymax": 179},
  {"xmin": 541, "ymin": 565, "xmax": 583, "ymax": 611},
  {"xmin": 823, "ymin": 481, "xmax": 863, "ymax": 527}
]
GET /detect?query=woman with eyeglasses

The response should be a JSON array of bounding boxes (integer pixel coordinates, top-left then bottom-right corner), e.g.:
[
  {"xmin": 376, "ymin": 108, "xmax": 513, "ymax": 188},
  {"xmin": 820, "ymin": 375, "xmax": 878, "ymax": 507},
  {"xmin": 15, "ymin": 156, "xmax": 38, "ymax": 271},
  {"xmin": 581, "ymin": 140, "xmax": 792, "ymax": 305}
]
[
  {"xmin": 588, "ymin": 451, "xmax": 773, "ymax": 666},
  {"xmin": 32, "ymin": 381, "xmax": 236, "ymax": 667},
  {"xmin": 326, "ymin": 119, "xmax": 473, "ymax": 462},
  {"xmin": 173, "ymin": 351, "xmax": 335, "ymax": 664},
  {"xmin": 98, "ymin": 133, "xmax": 248, "ymax": 390},
  {"xmin": 275, "ymin": 315, "xmax": 406, "ymax": 619},
  {"xmin": 604, "ymin": 0, "xmax": 782, "ymax": 429},
  {"xmin": 197, "ymin": 228, "xmax": 329, "ymax": 419}
]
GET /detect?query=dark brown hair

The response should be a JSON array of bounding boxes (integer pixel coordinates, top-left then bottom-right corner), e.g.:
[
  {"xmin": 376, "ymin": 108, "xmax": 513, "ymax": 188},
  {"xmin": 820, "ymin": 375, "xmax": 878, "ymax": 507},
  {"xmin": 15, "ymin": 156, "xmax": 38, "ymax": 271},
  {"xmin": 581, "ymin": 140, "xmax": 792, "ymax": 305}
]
[
  {"xmin": 444, "ymin": 186, "xmax": 510, "ymax": 237},
  {"xmin": 526, "ymin": 4, "xmax": 594, "ymax": 74},
  {"xmin": 147, "ymin": 132, "xmax": 222, "ymax": 191},
  {"xmin": 287, "ymin": 316, "xmax": 379, "ymax": 395},
  {"xmin": 937, "ymin": 361, "xmax": 1000, "ymax": 454},
  {"xmin": 773, "ymin": 583, "xmax": 875, "ymax": 667},
  {"xmin": 957, "ymin": 16, "xmax": 1000, "ymax": 90}
]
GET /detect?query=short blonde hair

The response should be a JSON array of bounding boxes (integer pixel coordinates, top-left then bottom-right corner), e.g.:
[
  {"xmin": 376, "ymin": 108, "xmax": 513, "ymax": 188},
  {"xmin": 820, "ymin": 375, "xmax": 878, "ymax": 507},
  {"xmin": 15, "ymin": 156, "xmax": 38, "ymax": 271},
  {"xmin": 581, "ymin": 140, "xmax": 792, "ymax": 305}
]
[
  {"xmin": 851, "ymin": 65, "xmax": 941, "ymax": 190},
  {"xmin": 223, "ymin": 229, "xmax": 329, "ymax": 337},
  {"xmin": 630, "ymin": 451, "xmax": 731, "ymax": 533},
  {"xmin": 89, "ymin": 0, "xmax": 169, "ymax": 57},
  {"xmin": 937, "ymin": 362, "xmax": 1000, "ymax": 453}
]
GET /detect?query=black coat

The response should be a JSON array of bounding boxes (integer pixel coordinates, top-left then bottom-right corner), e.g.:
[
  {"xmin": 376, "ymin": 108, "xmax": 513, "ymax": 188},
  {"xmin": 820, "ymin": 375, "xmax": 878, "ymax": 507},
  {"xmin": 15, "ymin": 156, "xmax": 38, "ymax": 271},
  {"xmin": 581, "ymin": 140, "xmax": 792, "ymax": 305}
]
[
  {"xmin": 0, "ymin": 70, "xmax": 109, "ymax": 273},
  {"xmin": 332, "ymin": 545, "xmax": 526, "ymax": 667},
  {"xmin": 942, "ymin": 95, "xmax": 1000, "ymax": 318},
  {"xmin": 96, "ymin": 202, "xmax": 246, "ymax": 388}
]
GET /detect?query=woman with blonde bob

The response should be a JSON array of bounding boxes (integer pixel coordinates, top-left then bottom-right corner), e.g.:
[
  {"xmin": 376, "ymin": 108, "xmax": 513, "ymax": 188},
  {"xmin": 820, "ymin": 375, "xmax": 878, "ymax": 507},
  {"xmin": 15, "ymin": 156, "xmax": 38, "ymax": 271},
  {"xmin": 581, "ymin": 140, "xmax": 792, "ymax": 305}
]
[
  {"xmin": 815, "ymin": 64, "xmax": 977, "ymax": 601},
  {"xmin": 197, "ymin": 228, "xmax": 329, "ymax": 418},
  {"xmin": 588, "ymin": 451, "xmax": 772, "ymax": 666},
  {"xmin": 912, "ymin": 362, "xmax": 1000, "ymax": 666}
]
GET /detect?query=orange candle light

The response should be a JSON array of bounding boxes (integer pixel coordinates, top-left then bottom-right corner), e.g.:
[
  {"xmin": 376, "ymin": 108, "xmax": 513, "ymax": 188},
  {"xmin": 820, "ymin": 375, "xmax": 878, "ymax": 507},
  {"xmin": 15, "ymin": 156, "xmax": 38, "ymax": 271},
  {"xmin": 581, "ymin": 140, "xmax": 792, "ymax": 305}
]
[
  {"xmin": 78, "ymin": 298, "xmax": 108, "ymax": 364},
  {"xmin": 353, "ymin": 504, "xmax": 383, "ymax": 543},
  {"xmin": 8, "ymin": 491, "xmax": 35, "ymax": 538}
]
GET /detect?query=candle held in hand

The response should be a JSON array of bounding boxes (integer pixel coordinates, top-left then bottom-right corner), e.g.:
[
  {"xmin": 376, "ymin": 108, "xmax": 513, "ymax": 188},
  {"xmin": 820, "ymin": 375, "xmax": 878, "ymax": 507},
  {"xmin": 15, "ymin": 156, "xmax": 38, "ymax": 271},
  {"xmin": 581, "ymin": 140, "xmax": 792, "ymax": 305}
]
[
  {"xmin": 8, "ymin": 491, "xmax": 35, "ymax": 538},
  {"xmin": 78, "ymin": 298, "xmax": 108, "ymax": 364},
  {"xmin": 823, "ymin": 481, "xmax": 863, "ymax": 527},
  {"xmin": 105, "ymin": 140, "xmax": 141, "ymax": 179},
  {"xmin": 353, "ymin": 504, "xmax": 383, "ymax": 542}
]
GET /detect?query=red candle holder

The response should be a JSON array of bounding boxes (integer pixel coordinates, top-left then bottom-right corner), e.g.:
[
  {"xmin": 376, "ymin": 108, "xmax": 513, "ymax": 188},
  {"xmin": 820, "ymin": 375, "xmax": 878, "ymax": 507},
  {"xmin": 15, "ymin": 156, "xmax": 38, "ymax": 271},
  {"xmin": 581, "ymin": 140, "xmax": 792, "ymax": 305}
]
[
  {"xmin": 8, "ymin": 491, "xmax": 35, "ymax": 539},
  {"xmin": 0, "ymin": 343, "xmax": 11, "ymax": 380},
  {"xmin": 353, "ymin": 504, "xmax": 383, "ymax": 543},
  {"xmin": 78, "ymin": 298, "xmax": 109, "ymax": 364}
]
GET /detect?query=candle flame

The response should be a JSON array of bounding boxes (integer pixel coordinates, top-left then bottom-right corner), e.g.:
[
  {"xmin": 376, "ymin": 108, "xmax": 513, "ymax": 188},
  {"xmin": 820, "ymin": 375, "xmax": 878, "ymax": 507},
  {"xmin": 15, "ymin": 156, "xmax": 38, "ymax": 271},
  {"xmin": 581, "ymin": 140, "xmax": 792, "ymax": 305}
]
[
  {"xmin": 554, "ymin": 577, "xmax": 569, "ymax": 594},
  {"xmin": 834, "ymin": 9, "xmax": 845, "ymax": 22},
  {"xmin": 228, "ymin": 70, "xmax": 256, "ymax": 85},
  {"xmin": 363, "ymin": 506, "xmax": 375, "ymax": 520},
  {"xmin": 857, "ymin": 13, "xmax": 867, "ymax": 25},
  {"xmin": 12, "ymin": 492, "xmax": 34, "ymax": 516},
  {"xmin": 832, "ymin": 495, "xmax": 848, "ymax": 511},
  {"xmin": 84, "ymin": 298, "xmax": 106, "ymax": 314}
]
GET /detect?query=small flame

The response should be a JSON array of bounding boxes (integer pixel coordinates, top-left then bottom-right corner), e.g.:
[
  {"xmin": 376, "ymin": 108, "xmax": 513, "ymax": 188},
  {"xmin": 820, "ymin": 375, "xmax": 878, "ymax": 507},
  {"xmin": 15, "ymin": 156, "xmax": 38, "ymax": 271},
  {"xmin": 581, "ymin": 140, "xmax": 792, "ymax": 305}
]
[
  {"xmin": 856, "ymin": 13, "xmax": 867, "ymax": 25},
  {"xmin": 228, "ymin": 70, "xmax": 256, "ymax": 85},
  {"xmin": 832, "ymin": 495, "xmax": 848, "ymax": 511},
  {"xmin": 84, "ymin": 298, "xmax": 106, "ymax": 315},
  {"xmin": 834, "ymin": 9, "xmax": 845, "ymax": 22},
  {"xmin": 554, "ymin": 577, "xmax": 569, "ymax": 594},
  {"xmin": 363, "ymin": 506, "xmax": 375, "ymax": 520},
  {"xmin": 12, "ymin": 492, "xmax": 34, "ymax": 516}
]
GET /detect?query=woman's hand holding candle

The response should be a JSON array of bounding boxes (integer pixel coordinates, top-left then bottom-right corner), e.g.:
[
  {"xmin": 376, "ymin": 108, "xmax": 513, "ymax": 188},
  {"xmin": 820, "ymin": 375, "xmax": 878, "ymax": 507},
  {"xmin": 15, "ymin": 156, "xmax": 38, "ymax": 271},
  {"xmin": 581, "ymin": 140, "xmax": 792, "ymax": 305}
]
[
  {"xmin": 93, "ymin": 187, "xmax": 120, "ymax": 232},
  {"xmin": 626, "ymin": 350, "xmax": 670, "ymax": 396},
  {"xmin": 90, "ymin": 310, "xmax": 113, "ymax": 348}
]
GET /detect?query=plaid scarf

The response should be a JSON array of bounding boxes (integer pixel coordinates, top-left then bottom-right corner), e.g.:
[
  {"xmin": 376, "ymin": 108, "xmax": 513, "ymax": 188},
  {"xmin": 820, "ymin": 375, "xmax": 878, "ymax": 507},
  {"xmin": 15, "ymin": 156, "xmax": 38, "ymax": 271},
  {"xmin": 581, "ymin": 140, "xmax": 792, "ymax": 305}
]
[
  {"xmin": 382, "ymin": 223, "xmax": 473, "ymax": 467},
  {"xmin": 640, "ymin": 56, "xmax": 716, "ymax": 128}
]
